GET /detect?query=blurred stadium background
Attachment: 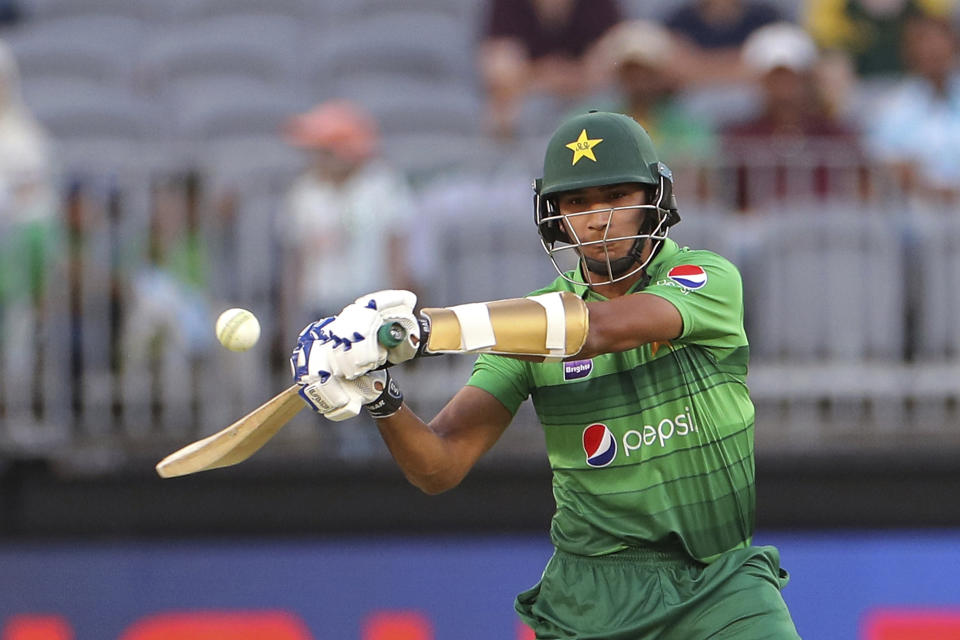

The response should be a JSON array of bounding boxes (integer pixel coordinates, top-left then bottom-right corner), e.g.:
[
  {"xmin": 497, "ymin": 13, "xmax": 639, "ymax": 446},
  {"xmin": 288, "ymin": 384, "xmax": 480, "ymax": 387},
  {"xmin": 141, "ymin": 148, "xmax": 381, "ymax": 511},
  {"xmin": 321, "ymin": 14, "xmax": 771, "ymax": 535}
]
[{"xmin": 1, "ymin": 0, "xmax": 959, "ymax": 638}]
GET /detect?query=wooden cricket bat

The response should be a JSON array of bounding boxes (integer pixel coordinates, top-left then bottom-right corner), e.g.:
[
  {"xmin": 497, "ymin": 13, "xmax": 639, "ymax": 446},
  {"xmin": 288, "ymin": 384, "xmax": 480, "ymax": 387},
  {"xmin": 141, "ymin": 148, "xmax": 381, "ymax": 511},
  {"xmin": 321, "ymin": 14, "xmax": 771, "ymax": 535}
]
[
  {"xmin": 156, "ymin": 384, "xmax": 304, "ymax": 478},
  {"xmin": 155, "ymin": 293, "xmax": 588, "ymax": 478},
  {"xmin": 156, "ymin": 323, "xmax": 408, "ymax": 479}
]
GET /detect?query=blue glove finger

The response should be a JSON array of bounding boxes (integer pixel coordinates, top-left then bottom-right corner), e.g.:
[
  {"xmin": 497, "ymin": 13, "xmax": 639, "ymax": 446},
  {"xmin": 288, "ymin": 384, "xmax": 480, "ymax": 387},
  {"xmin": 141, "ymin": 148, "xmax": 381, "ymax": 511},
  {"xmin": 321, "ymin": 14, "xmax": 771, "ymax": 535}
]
[
  {"xmin": 297, "ymin": 316, "xmax": 335, "ymax": 345},
  {"xmin": 290, "ymin": 341, "xmax": 334, "ymax": 384},
  {"xmin": 329, "ymin": 330, "xmax": 368, "ymax": 352}
]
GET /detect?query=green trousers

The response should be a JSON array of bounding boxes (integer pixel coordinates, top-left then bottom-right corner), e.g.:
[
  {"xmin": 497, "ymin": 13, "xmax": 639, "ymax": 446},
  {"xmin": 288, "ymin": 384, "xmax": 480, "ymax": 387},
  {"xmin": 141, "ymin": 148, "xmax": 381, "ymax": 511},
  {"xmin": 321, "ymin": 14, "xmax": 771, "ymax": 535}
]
[{"xmin": 516, "ymin": 544, "xmax": 800, "ymax": 639}]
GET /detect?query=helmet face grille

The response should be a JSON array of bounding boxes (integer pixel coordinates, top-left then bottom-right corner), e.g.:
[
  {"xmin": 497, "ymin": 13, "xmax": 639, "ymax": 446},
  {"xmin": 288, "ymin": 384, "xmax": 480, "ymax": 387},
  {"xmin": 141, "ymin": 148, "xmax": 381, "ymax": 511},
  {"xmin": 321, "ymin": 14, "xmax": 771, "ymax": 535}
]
[{"xmin": 539, "ymin": 203, "xmax": 673, "ymax": 288}]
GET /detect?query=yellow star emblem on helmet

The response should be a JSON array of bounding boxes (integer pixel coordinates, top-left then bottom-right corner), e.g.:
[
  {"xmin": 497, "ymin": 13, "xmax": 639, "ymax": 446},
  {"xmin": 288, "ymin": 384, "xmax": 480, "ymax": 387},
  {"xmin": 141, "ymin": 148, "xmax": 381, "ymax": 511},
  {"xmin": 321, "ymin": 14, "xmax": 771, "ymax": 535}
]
[{"xmin": 565, "ymin": 129, "xmax": 603, "ymax": 165}]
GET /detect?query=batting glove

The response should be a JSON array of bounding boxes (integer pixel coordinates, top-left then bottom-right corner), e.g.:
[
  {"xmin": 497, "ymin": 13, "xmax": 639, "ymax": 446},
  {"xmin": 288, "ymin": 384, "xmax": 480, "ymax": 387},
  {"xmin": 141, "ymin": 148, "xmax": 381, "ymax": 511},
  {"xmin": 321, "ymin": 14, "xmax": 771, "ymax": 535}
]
[
  {"xmin": 292, "ymin": 333, "xmax": 396, "ymax": 421},
  {"xmin": 363, "ymin": 370, "xmax": 404, "ymax": 419},
  {"xmin": 299, "ymin": 368, "xmax": 395, "ymax": 422},
  {"xmin": 326, "ymin": 290, "xmax": 420, "ymax": 380}
]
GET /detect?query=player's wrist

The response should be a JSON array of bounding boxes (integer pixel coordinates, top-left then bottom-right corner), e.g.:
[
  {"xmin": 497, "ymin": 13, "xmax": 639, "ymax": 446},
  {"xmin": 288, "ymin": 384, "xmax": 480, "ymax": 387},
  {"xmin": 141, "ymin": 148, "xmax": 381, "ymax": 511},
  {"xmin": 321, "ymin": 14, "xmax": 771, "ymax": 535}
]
[
  {"xmin": 413, "ymin": 316, "xmax": 432, "ymax": 358},
  {"xmin": 364, "ymin": 371, "xmax": 404, "ymax": 419}
]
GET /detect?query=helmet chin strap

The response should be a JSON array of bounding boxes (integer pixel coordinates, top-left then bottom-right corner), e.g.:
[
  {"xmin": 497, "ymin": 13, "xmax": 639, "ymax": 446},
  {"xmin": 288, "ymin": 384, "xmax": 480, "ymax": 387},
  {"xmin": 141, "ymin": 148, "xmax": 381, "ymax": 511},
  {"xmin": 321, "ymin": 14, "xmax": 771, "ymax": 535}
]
[
  {"xmin": 581, "ymin": 216, "xmax": 659, "ymax": 283},
  {"xmin": 581, "ymin": 239, "xmax": 643, "ymax": 280}
]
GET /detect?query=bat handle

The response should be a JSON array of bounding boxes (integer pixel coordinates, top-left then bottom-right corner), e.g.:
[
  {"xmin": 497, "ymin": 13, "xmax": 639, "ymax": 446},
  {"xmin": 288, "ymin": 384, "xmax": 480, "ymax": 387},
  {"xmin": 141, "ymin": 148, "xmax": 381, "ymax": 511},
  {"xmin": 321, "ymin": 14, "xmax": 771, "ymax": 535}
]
[{"xmin": 377, "ymin": 322, "xmax": 406, "ymax": 348}]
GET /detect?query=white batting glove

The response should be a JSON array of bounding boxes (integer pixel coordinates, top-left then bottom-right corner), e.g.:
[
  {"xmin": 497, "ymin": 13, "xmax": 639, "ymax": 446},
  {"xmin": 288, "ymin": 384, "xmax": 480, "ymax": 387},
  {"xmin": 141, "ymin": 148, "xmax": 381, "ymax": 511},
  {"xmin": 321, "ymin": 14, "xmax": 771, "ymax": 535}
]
[
  {"xmin": 299, "ymin": 369, "xmax": 391, "ymax": 422},
  {"xmin": 291, "ymin": 334, "xmax": 391, "ymax": 421},
  {"xmin": 326, "ymin": 289, "xmax": 420, "ymax": 380}
]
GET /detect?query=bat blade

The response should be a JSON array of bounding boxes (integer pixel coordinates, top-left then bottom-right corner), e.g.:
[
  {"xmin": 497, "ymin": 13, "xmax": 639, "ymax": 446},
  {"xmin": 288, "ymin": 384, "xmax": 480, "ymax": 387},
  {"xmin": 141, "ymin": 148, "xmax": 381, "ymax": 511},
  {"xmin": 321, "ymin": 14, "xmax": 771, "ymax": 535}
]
[{"xmin": 156, "ymin": 385, "xmax": 304, "ymax": 478}]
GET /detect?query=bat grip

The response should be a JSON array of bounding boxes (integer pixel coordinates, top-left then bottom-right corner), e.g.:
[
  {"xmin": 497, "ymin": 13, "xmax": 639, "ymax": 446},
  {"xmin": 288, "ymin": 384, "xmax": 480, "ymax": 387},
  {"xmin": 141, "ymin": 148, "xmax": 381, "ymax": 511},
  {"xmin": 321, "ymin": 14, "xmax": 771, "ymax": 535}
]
[{"xmin": 377, "ymin": 322, "xmax": 406, "ymax": 348}]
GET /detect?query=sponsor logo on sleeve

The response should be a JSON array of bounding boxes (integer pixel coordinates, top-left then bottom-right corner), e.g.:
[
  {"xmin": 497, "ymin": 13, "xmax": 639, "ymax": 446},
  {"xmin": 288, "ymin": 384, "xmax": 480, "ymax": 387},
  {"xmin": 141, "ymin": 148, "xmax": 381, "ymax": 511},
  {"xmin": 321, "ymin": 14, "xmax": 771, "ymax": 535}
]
[{"xmin": 667, "ymin": 265, "xmax": 708, "ymax": 290}]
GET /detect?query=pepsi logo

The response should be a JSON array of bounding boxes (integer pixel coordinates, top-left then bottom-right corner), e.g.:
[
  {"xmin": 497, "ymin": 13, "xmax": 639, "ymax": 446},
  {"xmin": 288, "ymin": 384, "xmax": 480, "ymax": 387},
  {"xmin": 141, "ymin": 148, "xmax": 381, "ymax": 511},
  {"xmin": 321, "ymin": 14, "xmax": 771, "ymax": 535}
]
[
  {"xmin": 667, "ymin": 264, "xmax": 707, "ymax": 289},
  {"xmin": 582, "ymin": 423, "xmax": 617, "ymax": 467}
]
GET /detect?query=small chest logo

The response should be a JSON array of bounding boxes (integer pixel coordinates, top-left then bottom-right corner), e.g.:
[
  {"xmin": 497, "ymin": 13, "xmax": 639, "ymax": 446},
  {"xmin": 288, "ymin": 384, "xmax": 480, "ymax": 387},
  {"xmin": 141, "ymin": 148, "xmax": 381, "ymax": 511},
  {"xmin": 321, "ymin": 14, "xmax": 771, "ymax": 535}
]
[
  {"xmin": 563, "ymin": 359, "xmax": 593, "ymax": 381},
  {"xmin": 583, "ymin": 423, "xmax": 617, "ymax": 468},
  {"xmin": 667, "ymin": 264, "xmax": 708, "ymax": 289}
]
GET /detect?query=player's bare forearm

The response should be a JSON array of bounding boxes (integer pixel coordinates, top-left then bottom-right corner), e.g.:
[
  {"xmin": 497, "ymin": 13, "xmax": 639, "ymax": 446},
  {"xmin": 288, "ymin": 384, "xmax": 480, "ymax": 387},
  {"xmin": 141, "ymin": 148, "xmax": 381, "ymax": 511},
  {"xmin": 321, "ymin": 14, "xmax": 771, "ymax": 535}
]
[
  {"xmin": 373, "ymin": 386, "xmax": 512, "ymax": 495},
  {"xmin": 576, "ymin": 293, "xmax": 682, "ymax": 359}
]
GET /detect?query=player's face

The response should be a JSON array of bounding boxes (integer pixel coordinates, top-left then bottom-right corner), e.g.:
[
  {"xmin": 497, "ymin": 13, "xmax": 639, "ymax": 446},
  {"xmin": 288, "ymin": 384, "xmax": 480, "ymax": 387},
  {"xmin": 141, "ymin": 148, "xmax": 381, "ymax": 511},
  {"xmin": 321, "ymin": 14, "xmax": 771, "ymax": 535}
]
[{"xmin": 556, "ymin": 183, "xmax": 650, "ymax": 268}]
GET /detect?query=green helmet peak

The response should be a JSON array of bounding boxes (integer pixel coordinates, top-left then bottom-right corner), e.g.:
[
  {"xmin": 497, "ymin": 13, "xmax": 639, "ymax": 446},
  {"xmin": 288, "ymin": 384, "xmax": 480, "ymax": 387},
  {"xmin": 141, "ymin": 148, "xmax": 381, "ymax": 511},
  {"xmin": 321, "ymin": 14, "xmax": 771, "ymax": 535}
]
[{"xmin": 540, "ymin": 110, "xmax": 660, "ymax": 196}]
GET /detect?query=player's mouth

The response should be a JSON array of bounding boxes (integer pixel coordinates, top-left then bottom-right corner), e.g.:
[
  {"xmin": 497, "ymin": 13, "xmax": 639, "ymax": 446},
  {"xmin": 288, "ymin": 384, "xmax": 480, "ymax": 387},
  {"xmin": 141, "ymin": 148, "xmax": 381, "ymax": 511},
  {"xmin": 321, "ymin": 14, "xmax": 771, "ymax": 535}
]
[{"xmin": 581, "ymin": 238, "xmax": 632, "ymax": 260}]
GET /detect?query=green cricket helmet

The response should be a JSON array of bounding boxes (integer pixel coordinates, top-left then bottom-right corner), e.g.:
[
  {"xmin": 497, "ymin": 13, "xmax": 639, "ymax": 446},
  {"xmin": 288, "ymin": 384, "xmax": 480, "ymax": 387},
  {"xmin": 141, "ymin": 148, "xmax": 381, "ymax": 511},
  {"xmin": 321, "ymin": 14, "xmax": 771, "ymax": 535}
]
[{"xmin": 534, "ymin": 110, "xmax": 680, "ymax": 287}]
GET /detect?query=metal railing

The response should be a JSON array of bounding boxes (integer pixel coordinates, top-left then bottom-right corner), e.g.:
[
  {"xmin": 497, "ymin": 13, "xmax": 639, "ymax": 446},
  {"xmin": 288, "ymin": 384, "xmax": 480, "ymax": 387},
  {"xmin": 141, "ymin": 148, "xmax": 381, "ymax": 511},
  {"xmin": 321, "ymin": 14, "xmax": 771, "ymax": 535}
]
[{"xmin": 2, "ymin": 147, "xmax": 958, "ymax": 474}]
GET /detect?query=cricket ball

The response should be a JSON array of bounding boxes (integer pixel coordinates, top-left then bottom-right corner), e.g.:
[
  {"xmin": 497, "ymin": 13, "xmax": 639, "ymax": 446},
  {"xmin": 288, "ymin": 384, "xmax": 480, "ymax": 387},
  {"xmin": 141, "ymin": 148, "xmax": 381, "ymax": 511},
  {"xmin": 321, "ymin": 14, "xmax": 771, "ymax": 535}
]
[{"xmin": 215, "ymin": 308, "xmax": 261, "ymax": 352}]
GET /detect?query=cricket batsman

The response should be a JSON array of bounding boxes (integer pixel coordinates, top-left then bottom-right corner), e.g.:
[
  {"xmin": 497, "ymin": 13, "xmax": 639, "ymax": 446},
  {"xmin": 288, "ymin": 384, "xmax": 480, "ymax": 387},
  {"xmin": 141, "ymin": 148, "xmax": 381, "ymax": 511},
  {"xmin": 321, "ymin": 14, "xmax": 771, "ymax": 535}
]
[{"xmin": 290, "ymin": 110, "xmax": 801, "ymax": 638}]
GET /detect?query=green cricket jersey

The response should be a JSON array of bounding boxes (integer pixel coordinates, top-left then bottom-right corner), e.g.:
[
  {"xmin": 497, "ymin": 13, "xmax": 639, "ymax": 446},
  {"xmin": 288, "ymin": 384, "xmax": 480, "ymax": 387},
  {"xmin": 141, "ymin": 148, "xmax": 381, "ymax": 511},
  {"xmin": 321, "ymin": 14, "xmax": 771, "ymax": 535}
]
[{"xmin": 467, "ymin": 238, "xmax": 755, "ymax": 563}]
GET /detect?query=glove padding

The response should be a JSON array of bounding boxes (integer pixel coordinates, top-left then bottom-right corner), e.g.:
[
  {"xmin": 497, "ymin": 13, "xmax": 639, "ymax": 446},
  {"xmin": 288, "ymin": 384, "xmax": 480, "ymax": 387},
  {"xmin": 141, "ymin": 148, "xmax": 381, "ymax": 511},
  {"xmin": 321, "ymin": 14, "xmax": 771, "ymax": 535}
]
[
  {"xmin": 290, "ymin": 316, "xmax": 336, "ymax": 382},
  {"xmin": 299, "ymin": 368, "xmax": 392, "ymax": 422},
  {"xmin": 326, "ymin": 289, "xmax": 420, "ymax": 380},
  {"xmin": 291, "ymin": 331, "xmax": 393, "ymax": 421}
]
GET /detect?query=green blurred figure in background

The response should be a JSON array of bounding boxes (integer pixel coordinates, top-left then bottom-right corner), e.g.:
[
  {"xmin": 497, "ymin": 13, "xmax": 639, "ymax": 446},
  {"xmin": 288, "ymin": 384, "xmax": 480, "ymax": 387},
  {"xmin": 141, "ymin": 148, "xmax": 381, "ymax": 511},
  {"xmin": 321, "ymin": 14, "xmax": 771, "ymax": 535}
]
[{"xmin": 0, "ymin": 38, "xmax": 59, "ymax": 415}]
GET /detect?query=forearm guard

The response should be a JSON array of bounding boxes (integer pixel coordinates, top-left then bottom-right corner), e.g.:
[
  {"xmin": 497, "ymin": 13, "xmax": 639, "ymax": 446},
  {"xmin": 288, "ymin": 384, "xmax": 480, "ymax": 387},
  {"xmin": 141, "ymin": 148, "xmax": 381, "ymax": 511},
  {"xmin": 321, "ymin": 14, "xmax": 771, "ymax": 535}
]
[{"xmin": 419, "ymin": 291, "xmax": 589, "ymax": 359}]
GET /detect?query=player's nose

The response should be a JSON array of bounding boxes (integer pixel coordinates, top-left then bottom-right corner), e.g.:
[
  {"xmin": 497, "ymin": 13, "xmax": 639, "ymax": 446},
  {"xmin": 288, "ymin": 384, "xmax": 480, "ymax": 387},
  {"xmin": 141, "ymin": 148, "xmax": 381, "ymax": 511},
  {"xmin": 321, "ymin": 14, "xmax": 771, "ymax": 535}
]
[{"xmin": 585, "ymin": 206, "xmax": 613, "ymax": 230}]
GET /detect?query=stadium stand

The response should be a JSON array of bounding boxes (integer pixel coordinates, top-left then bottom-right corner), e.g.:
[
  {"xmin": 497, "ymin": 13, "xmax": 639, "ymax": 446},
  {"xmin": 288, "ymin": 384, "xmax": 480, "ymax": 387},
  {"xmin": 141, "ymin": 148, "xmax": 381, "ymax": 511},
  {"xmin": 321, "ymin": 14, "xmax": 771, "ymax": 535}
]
[{"xmin": 1, "ymin": 0, "xmax": 959, "ymax": 470}]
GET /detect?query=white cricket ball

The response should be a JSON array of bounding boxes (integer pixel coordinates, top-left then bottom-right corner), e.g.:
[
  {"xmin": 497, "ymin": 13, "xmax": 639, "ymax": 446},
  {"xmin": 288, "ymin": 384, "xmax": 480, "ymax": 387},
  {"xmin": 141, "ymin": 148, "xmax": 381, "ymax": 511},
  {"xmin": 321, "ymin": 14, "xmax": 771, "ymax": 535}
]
[{"xmin": 215, "ymin": 308, "xmax": 260, "ymax": 352}]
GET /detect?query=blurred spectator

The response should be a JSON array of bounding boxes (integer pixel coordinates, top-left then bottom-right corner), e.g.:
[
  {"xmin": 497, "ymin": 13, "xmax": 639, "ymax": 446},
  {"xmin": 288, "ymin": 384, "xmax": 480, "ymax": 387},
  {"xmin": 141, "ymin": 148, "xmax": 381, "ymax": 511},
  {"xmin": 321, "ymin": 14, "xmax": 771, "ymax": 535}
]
[
  {"xmin": 664, "ymin": 0, "xmax": 785, "ymax": 85},
  {"xmin": 121, "ymin": 173, "xmax": 213, "ymax": 370},
  {"xmin": 478, "ymin": 0, "xmax": 622, "ymax": 140},
  {"xmin": 865, "ymin": 14, "xmax": 960, "ymax": 204},
  {"xmin": 0, "ymin": 38, "xmax": 55, "ymax": 230},
  {"xmin": 722, "ymin": 22, "xmax": 862, "ymax": 209},
  {"xmin": 0, "ymin": 1, "xmax": 21, "ymax": 28},
  {"xmin": 0, "ymin": 38, "xmax": 58, "ymax": 400},
  {"xmin": 277, "ymin": 100, "xmax": 418, "ymax": 327},
  {"xmin": 806, "ymin": 0, "xmax": 954, "ymax": 77},
  {"xmin": 589, "ymin": 20, "xmax": 718, "ymax": 166}
]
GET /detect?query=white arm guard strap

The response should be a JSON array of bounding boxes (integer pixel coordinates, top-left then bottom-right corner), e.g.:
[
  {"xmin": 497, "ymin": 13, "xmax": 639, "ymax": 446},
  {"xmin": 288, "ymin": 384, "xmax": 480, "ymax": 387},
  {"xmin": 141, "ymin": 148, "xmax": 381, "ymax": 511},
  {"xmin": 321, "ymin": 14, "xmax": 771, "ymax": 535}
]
[{"xmin": 419, "ymin": 291, "xmax": 589, "ymax": 359}]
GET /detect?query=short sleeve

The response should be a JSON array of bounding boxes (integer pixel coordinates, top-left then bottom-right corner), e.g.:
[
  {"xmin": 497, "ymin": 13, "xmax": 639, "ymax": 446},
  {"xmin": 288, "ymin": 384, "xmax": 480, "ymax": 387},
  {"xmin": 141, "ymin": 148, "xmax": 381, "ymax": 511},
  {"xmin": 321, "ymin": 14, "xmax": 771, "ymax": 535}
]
[
  {"xmin": 643, "ymin": 253, "xmax": 746, "ymax": 348},
  {"xmin": 466, "ymin": 353, "xmax": 531, "ymax": 415}
]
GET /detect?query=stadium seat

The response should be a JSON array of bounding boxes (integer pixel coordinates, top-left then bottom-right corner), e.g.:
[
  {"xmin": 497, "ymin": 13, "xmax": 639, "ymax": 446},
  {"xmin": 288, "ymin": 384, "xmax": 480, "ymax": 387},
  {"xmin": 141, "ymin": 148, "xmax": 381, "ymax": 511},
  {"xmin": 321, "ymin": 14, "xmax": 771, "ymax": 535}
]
[
  {"xmin": 168, "ymin": 77, "xmax": 308, "ymax": 140},
  {"xmin": 164, "ymin": 0, "xmax": 315, "ymax": 22},
  {"xmin": 10, "ymin": 37, "xmax": 129, "ymax": 86},
  {"xmin": 327, "ymin": 0, "xmax": 478, "ymax": 21},
  {"xmin": 306, "ymin": 11, "xmax": 473, "ymax": 87},
  {"xmin": 25, "ymin": 0, "xmax": 157, "ymax": 22},
  {"xmin": 5, "ymin": 16, "xmax": 145, "ymax": 85},
  {"xmin": 24, "ymin": 79, "xmax": 162, "ymax": 140},
  {"xmin": 334, "ymin": 77, "xmax": 483, "ymax": 137},
  {"xmin": 379, "ymin": 132, "xmax": 500, "ymax": 183},
  {"xmin": 191, "ymin": 135, "xmax": 302, "ymax": 188},
  {"xmin": 140, "ymin": 14, "xmax": 303, "ymax": 94},
  {"xmin": 746, "ymin": 208, "xmax": 904, "ymax": 363},
  {"xmin": 22, "ymin": 79, "xmax": 167, "ymax": 172}
]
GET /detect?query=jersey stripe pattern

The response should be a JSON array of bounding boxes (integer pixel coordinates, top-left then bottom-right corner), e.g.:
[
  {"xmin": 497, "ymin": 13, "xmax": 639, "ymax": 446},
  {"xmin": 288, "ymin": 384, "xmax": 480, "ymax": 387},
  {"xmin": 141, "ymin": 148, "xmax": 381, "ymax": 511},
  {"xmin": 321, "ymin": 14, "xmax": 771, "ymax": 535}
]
[{"xmin": 468, "ymin": 239, "xmax": 755, "ymax": 563}]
